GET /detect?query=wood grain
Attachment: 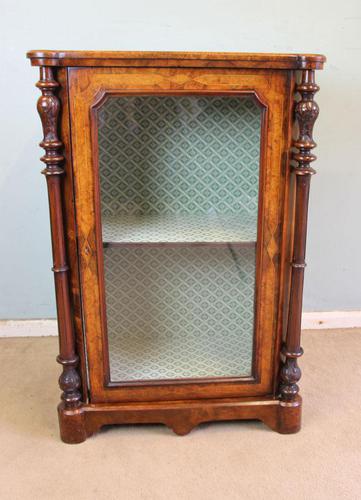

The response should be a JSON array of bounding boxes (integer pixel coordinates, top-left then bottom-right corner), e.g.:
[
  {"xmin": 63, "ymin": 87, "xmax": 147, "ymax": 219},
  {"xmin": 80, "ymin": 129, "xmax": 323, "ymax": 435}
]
[
  {"xmin": 58, "ymin": 396, "xmax": 302, "ymax": 444},
  {"xmin": 35, "ymin": 67, "xmax": 82, "ymax": 410},
  {"xmin": 280, "ymin": 69, "xmax": 320, "ymax": 401},
  {"xmin": 68, "ymin": 67, "xmax": 289, "ymax": 404},
  {"xmin": 27, "ymin": 51, "xmax": 325, "ymax": 443},
  {"xmin": 27, "ymin": 50, "xmax": 326, "ymax": 69},
  {"xmin": 57, "ymin": 68, "xmax": 88, "ymax": 401}
]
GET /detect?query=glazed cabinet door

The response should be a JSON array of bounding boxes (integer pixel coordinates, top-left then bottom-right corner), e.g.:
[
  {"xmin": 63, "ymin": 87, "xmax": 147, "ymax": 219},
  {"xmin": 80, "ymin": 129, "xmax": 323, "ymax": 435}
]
[{"xmin": 68, "ymin": 67, "xmax": 293, "ymax": 403}]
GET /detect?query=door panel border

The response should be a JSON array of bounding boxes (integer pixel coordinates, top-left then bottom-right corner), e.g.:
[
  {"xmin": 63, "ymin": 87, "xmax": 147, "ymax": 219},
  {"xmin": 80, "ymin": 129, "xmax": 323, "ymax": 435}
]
[{"xmin": 68, "ymin": 67, "xmax": 291, "ymax": 403}]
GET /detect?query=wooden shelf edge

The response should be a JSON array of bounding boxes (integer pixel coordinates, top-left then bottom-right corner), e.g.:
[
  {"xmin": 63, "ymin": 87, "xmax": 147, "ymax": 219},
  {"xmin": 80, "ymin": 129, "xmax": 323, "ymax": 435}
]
[{"xmin": 103, "ymin": 240, "xmax": 257, "ymax": 249}]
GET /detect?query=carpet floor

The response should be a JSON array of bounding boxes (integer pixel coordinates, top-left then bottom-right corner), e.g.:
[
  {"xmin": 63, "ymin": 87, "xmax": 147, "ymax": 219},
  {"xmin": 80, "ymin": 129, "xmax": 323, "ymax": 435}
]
[{"xmin": 0, "ymin": 329, "xmax": 360, "ymax": 500}]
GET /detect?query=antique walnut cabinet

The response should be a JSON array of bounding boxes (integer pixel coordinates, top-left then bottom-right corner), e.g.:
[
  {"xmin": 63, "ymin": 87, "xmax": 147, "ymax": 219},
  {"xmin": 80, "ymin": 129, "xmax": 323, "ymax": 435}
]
[{"xmin": 27, "ymin": 50, "xmax": 325, "ymax": 443}]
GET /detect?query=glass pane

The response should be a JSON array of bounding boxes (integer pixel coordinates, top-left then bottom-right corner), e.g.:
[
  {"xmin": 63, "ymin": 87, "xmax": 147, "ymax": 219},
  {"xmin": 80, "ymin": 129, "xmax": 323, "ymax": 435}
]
[{"xmin": 97, "ymin": 95, "xmax": 262, "ymax": 382}]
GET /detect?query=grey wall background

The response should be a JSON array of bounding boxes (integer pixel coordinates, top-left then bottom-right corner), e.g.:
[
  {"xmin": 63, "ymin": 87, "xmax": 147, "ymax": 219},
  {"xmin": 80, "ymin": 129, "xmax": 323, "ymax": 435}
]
[{"xmin": 0, "ymin": 0, "xmax": 360, "ymax": 319}]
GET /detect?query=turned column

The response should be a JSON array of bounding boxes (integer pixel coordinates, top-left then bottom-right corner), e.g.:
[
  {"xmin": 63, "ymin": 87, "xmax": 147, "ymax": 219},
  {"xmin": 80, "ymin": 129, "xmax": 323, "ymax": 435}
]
[
  {"xmin": 280, "ymin": 70, "xmax": 320, "ymax": 401},
  {"xmin": 36, "ymin": 67, "xmax": 82, "ymax": 410}
]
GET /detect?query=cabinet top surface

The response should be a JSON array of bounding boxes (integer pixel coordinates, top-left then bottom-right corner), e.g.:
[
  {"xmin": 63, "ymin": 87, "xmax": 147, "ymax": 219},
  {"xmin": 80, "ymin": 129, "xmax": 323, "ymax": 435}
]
[{"xmin": 27, "ymin": 50, "xmax": 326, "ymax": 69}]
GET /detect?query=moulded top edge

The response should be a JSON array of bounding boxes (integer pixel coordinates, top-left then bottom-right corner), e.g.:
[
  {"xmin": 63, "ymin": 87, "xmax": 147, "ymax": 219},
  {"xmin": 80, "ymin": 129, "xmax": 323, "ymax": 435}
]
[{"xmin": 26, "ymin": 50, "xmax": 326, "ymax": 70}]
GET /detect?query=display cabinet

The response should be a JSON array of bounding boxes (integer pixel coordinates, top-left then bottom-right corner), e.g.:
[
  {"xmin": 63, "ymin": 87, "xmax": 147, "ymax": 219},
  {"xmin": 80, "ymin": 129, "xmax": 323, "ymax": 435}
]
[{"xmin": 27, "ymin": 51, "xmax": 325, "ymax": 443}]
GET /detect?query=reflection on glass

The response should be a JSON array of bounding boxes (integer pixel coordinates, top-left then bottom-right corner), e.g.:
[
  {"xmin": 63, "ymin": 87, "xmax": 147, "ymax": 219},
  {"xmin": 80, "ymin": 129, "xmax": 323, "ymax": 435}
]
[{"xmin": 98, "ymin": 96, "xmax": 262, "ymax": 381}]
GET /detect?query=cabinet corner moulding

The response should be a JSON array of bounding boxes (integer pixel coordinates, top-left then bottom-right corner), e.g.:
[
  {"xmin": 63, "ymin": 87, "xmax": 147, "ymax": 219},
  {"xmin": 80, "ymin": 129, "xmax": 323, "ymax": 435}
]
[{"xmin": 27, "ymin": 50, "xmax": 326, "ymax": 443}]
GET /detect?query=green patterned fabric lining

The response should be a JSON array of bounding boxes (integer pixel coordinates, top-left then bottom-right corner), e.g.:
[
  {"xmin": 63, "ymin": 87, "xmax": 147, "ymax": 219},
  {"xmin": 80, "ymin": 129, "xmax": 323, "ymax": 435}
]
[
  {"xmin": 104, "ymin": 245, "xmax": 256, "ymax": 381},
  {"xmin": 97, "ymin": 95, "xmax": 261, "ymax": 381},
  {"xmin": 98, "ymin": 96, "xmax": 261, "ymax": 217}
]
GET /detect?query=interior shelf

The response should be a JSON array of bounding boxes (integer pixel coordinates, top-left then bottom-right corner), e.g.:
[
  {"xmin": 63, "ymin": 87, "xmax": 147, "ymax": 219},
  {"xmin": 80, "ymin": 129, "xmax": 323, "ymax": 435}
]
[{"xmin": 102, "ymin": 213, "xmax": 257, "ymax": 246}]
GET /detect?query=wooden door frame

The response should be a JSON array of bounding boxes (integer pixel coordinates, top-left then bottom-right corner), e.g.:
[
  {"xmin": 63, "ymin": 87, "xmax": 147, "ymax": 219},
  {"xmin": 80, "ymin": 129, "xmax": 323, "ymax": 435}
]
[{"xmin": 68, "ymin": 67, "xmax": 292, "ymax": 404}]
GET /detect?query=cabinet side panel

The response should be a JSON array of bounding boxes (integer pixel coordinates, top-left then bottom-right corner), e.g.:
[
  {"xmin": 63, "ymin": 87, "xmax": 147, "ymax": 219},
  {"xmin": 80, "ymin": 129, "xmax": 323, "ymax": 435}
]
[
  {"xmin": 273, "ymin": 70, "xmax": 296, "ymax": 395},
  {"xmin": 58, "ymin": 68, "xmax": 88, "ymax": 401}
]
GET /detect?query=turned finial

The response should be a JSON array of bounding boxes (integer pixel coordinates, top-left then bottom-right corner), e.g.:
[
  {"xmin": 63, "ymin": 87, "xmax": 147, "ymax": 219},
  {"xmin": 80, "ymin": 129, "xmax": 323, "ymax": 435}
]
[
  {"xmin": 280, "ymin": 69, "xmax": 320, "ymax": 402},
  {"xmin": 35, "ymin": 66, "xmax": 82, "ymax": 410}
]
